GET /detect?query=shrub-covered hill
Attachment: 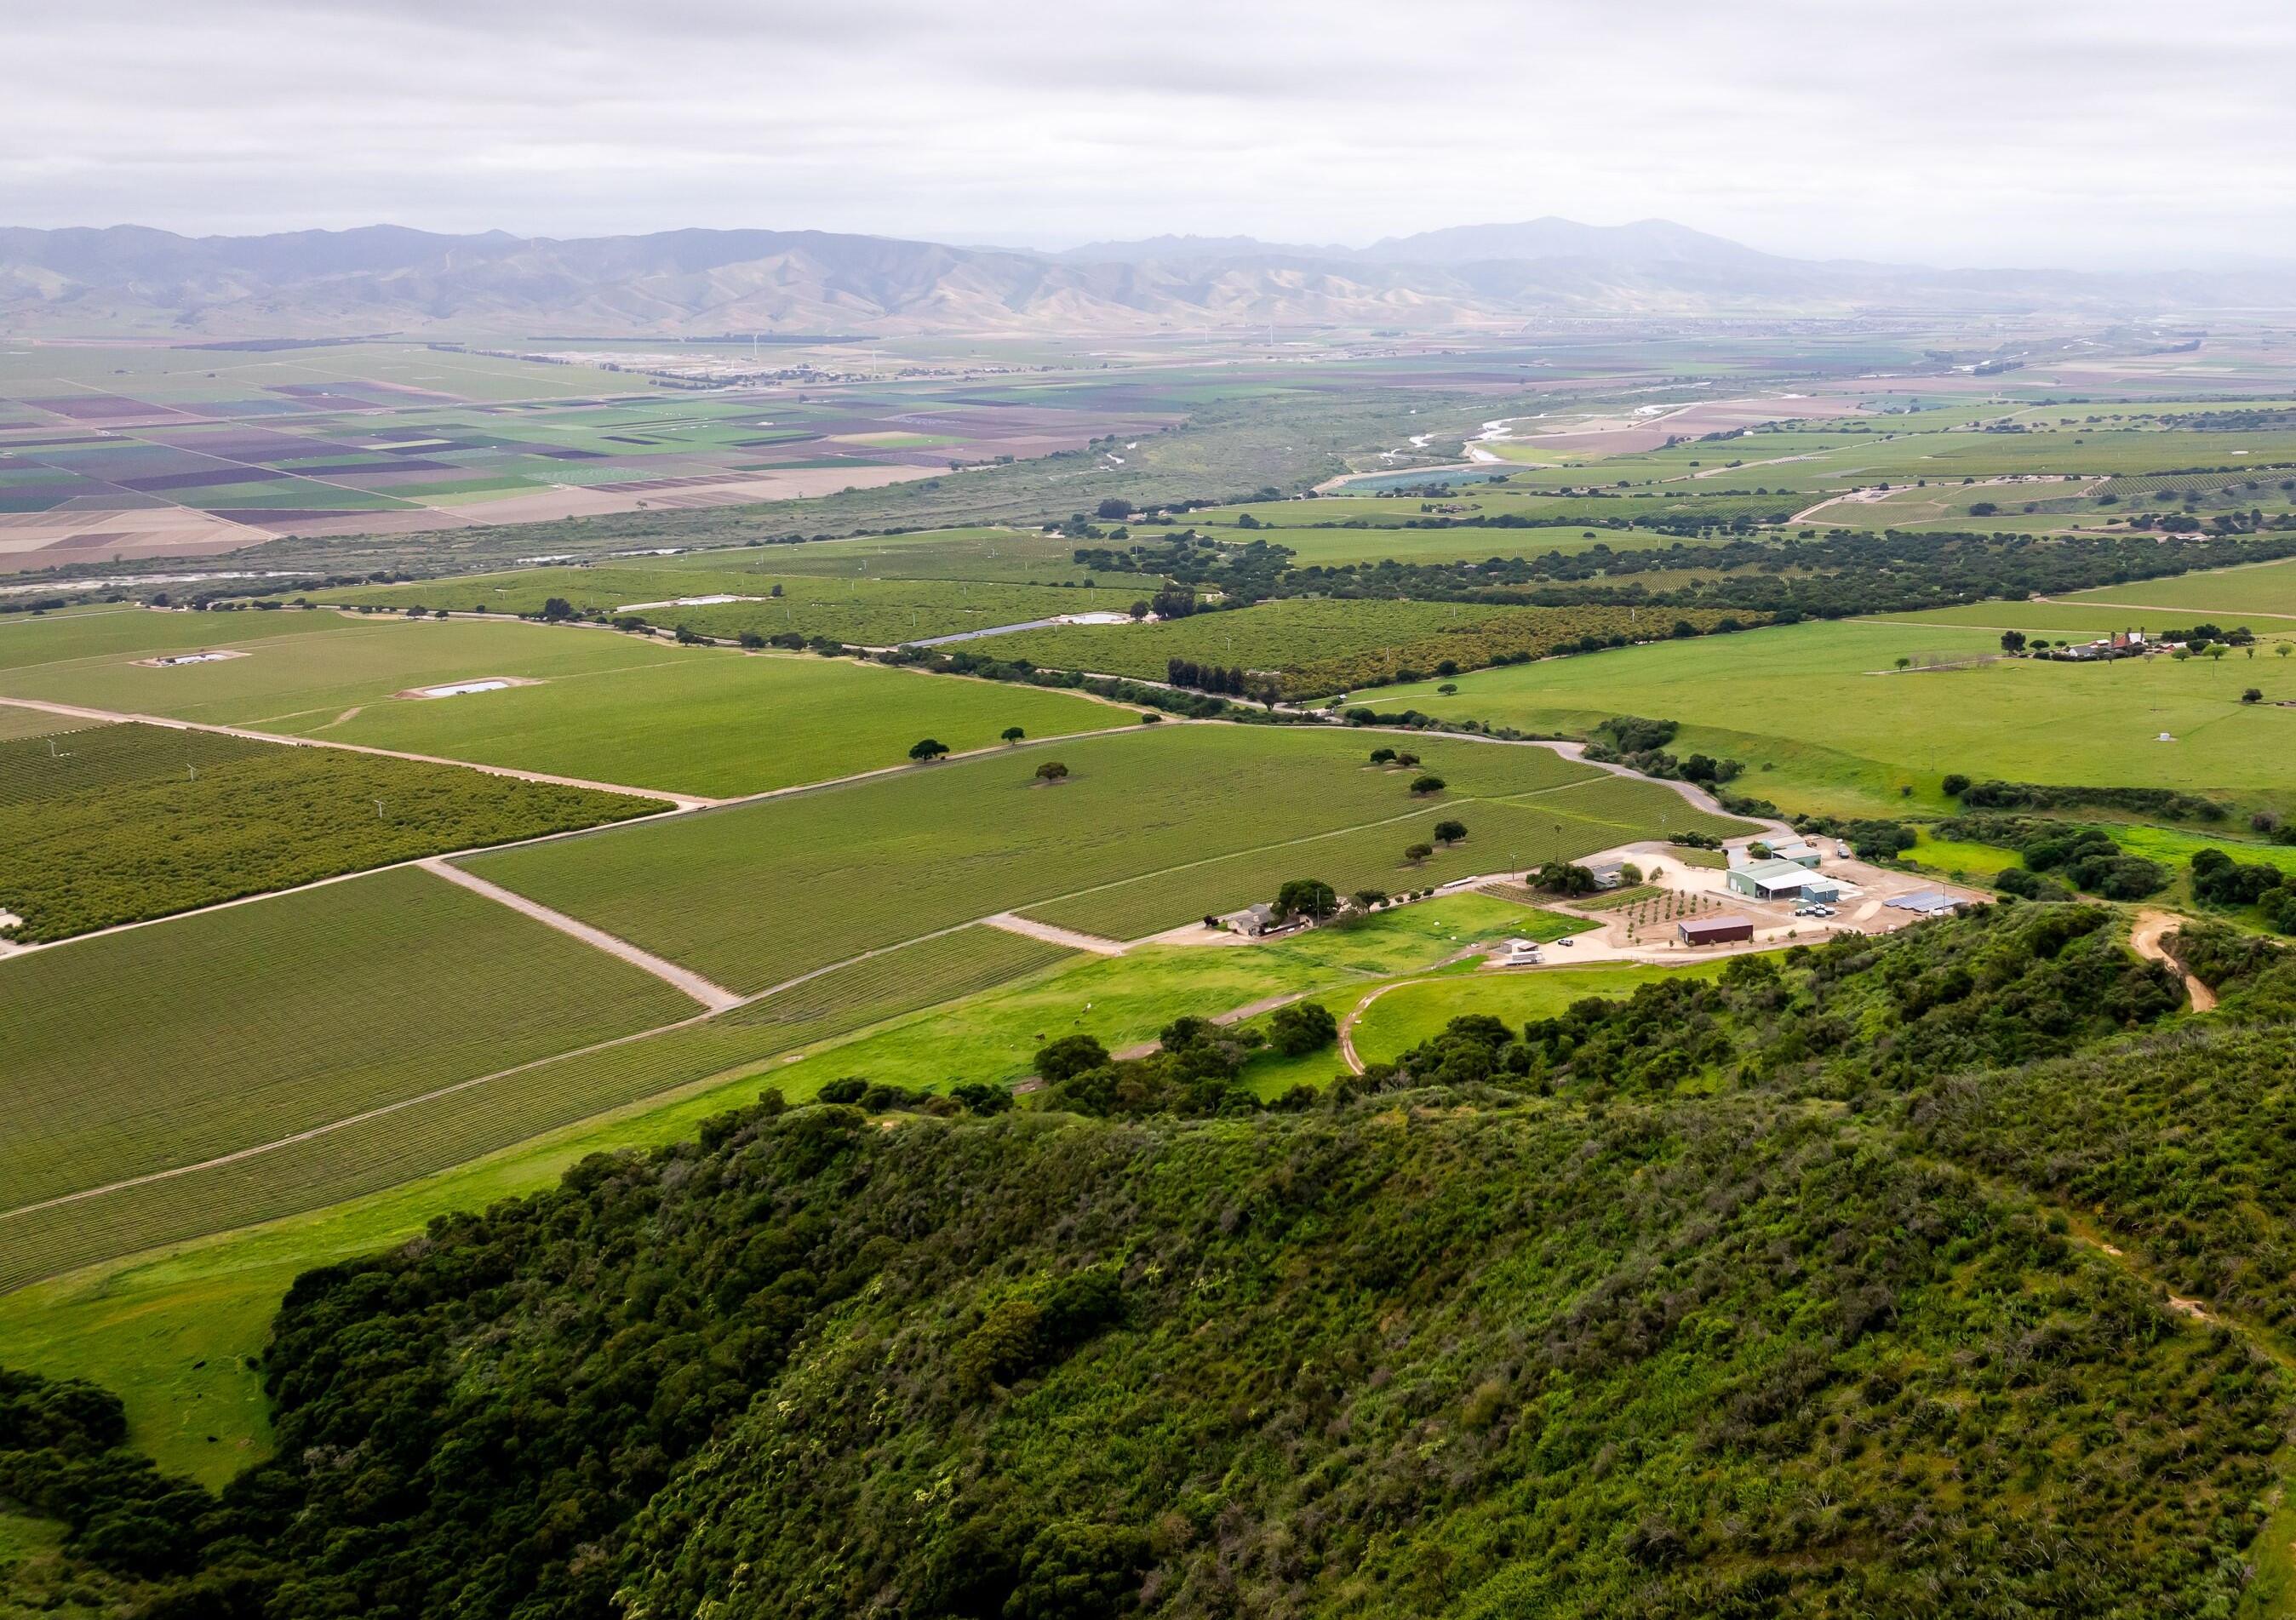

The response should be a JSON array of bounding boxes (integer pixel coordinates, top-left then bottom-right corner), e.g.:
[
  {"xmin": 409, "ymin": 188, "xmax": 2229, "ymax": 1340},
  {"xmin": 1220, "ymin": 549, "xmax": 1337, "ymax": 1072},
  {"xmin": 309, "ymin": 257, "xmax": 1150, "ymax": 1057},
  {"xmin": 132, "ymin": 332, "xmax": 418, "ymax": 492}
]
[{"xmin": 6, "ymin": 904, "xmax": 2295, "ymax": 1620}]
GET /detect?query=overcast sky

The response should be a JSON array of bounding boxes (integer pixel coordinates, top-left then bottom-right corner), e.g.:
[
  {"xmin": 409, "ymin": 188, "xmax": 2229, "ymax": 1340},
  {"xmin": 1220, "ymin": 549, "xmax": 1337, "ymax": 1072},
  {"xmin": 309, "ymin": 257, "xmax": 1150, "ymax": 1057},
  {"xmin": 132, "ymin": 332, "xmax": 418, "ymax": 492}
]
[{"xmin": 8, "ymin": 0, "xmax": 2294, "ymax": 268}]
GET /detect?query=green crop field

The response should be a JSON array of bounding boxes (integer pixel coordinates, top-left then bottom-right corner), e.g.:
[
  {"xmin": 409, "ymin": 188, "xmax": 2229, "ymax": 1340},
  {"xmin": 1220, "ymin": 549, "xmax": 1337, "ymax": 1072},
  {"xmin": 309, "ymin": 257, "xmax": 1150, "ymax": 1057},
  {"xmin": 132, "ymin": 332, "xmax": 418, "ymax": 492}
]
[
  {"xmin": 2060, "ymin": 556, "xmax": 2296, "ymax": 620},
  {"xmin": 284, "ymin": 654, "xmax": 1125, "ymax": 798},
  {"xmin": 0, "ymin": 605, "xmax": 364, "ymax": 675},
  {"xmin": 0, "ymin": 719, "xmax": 653, "ymax": 939},
  {"xmin": 0, "ymin": 866, "xmax": 696, "ymax": 1234},
  {"xmin": 1375, "ymin": 616, "xmax": 2296, "ymax": 819},
  {"xmin": 992, "ymin": 598, "xmax": 1755, "ymax": 696},
  {"xmin": 0, "ymin": 611, "xmax": 1124, "ymax": 797},
  {"xmin": 305, "ymin": 565, "xmax": 1131, "ymax": 645},
  {"xmin": 0, "ymin": 908, "xmax": 1081, "ymax": 1294},
  {"xmin": 462, "ymin": 724, "xmax": 1640, "ymax": 992}
]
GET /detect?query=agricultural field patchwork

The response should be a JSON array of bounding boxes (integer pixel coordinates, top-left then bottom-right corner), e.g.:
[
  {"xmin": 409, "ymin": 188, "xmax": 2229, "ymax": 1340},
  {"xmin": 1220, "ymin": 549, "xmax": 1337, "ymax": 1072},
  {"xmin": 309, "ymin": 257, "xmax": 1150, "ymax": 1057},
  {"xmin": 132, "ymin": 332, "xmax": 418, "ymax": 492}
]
[
  {"xmin": 0, "ymin": 718, "xmax": 655, "ymax": 939},
  {"xmin": 0, "ymin": 342, "xmax": 1177, "ymax": 569}
]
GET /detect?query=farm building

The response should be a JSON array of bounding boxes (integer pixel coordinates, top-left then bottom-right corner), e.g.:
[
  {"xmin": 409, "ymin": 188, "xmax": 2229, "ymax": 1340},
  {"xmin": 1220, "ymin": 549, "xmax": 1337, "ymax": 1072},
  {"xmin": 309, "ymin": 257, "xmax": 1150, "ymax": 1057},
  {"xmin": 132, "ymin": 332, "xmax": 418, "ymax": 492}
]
[
  {"xmin": 1219, "ymin": 902, "xmax": 1280, "ymax": 937},
  {"xmin": 1764, "ymin": 837, "xmax": 1824, "ymax": 867},
  {"xmin": 1585, "ymin": 860, "xmax": 1631, "ymax": 890},
  {"xmin": 1680, "ymin": 915, "xmax": 1755, "ymax": 946},
  {"xmin": 1728, "ymin": 858, "xmax": 1823, "ymax": 902}
]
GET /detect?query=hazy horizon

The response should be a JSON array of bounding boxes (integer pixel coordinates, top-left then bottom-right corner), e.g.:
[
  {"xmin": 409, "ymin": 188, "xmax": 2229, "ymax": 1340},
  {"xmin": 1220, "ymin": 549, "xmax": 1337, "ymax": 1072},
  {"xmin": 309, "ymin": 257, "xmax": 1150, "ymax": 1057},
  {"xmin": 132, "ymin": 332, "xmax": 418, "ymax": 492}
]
[{"xmin": 9, "ymin": 0, "xmax": 2295, "ymax": 274}]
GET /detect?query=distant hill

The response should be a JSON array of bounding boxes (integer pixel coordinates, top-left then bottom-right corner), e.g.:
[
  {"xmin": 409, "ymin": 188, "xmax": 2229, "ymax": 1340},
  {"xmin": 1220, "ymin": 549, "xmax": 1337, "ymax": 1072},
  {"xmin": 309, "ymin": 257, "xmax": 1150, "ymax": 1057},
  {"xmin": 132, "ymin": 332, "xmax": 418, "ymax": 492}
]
[{"xmin": 0, "ymin": 219, "xmax": 2288, "ymax": 337}]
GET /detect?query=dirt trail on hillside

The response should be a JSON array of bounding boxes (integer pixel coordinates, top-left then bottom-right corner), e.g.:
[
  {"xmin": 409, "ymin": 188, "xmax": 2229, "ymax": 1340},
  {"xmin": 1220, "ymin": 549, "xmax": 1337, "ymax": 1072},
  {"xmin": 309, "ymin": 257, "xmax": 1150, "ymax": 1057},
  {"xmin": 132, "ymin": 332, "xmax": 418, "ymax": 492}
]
[{"xmin": 2131, "ymin": 908, "xmax": 2217, "ymax": 1011}]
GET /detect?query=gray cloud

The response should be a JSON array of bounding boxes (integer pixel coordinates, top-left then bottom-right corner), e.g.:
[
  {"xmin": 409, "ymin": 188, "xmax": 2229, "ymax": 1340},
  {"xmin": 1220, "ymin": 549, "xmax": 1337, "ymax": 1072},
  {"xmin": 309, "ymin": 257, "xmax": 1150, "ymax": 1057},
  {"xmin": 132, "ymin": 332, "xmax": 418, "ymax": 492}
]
[{"xmin": 5, "ymin": 0, "xmax": 2293, "ymax": 268}]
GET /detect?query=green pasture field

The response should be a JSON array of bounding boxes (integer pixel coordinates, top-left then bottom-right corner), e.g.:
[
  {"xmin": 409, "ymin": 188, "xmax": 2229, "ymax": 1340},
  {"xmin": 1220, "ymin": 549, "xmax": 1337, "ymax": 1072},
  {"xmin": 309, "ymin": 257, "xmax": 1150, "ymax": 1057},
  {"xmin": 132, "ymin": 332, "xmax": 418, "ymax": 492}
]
[
  {"xmin": 1373, "ymin": 616, "xmax": 2296, "ymax": 820},
  {"xmin": 463, "ymin": 724, "xmax": 1635, "ymax": 993},
  {"xmin": 1869, "ymin": 601, "xmax": 2175, "ymax": 637},
  {"xmin": 1904, "ymin": 828, "xmax": 2024, "ymax": 881},
  {"xmin": 2062, "ymin": 556, "xmax": 2296, "ymax": 620},
  {"xmin": 1340, "ymin": 961, "xmax": 1726, "ymax": 1069},
  {"xmin": 0, "ymin": 893, "xmax": 1559, "ymax": 1485},
  {"xmin": 0, "ymin": 719, "xmax": 653, "ymax": 939},
  {"xmin": 0, "ymin": 865, "xmax": 695, "ymax": 1229},
  {"xmin": 0, "ymin": 918, "xmax": 1082, "ymax": 1298},
  {"xmin": 0, "ymin": 611, "xmax": 1120, "ymax": 797},
  {"xmin": 991, "ymin": 597, "xmax": 1751, "ymax": 696}
]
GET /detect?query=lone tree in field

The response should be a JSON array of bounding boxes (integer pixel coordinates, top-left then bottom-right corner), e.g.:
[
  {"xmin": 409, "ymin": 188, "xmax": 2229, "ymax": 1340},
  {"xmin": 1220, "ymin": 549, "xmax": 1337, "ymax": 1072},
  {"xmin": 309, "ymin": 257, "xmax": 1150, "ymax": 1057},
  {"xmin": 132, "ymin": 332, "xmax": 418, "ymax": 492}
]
[
  {"xmin": 1404, "ymin": 841, "xmax": 1435, "ymax": 865},
  {"xmin": 1433, "ymin": 819, "xmax": 1467, "ymax": 845},
  {"xmin": 1268, "ymin": 999, "xmax": 1338, "ymax": 1056},
  {"xmin": 908, "ymin": 738, "xmax": 950, "ymax": 762},
  {"xmin": 1002, "ymin": 726, "xmax": 1025, "ymax": 743},
  {"xmin": 1035, "ymin": 1033, "xmax": 1108, "ymax": 1085},
  {"xmin": 1035, "ymin": 760, "xmax": 1070, "ymax": 781},
  {"xmin": 540, "ymin": 596, "xmax": 575, "ymax": 621},
  {"xmin": 1369, "ymin": 747, "xmax": 1397, "ymax": 765},
  {"xmin": 1273, "ymin": 879, "xmax": 1339, "ymax": 923},
  {"xmin": 2000, "ymin": 630, "xmax": 2026, "ymax": 654},
  {"xmin": 2243, "ymin": 688, "xmax": 2264, "ymax": 704},
  {"xmin": 1410, "ymin": 774, "xmax": 1446, "ymax": 797},
  {"xmin": 2277, "ymin": 644, "xmax": 2293, "ymax": 659}
]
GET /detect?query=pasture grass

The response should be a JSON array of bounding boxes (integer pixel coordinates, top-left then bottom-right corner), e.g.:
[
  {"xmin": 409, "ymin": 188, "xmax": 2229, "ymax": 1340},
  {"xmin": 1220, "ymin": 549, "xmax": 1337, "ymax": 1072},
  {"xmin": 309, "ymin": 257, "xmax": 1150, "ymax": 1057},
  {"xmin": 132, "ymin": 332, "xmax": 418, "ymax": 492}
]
[
  {"xmin": 1375, "ymin": 617, "xmax": 2296, "ymax": 819},
  {"xmin": 1340, "ymin": 960, "xmax": 1726, "ymax": 1068}
]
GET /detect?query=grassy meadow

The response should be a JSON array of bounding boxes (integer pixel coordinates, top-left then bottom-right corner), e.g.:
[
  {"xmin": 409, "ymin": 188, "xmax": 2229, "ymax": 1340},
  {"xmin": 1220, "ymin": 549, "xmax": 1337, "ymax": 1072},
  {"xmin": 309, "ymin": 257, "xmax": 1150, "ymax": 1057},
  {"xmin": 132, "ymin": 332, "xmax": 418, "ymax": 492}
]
[{"xmin": 1375, "ymin": 616, "xmax": 2296, "ymax": 818}]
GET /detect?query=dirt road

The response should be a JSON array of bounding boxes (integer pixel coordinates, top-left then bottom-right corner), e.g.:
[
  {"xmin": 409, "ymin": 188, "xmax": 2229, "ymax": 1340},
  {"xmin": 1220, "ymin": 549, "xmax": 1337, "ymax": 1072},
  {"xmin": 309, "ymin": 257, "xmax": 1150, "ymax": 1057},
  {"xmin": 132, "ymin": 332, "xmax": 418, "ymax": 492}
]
[
  {"xmin": 418, "ymin": 858, "xmax": 744, "ymax": 1012},
  {"xmin": 2130, "ymin": 908, "xmax": 2217, "ymax": 1011},
  {"xmin": 0, "ymin": 694, "xmax": 713, "ymax": 809}
]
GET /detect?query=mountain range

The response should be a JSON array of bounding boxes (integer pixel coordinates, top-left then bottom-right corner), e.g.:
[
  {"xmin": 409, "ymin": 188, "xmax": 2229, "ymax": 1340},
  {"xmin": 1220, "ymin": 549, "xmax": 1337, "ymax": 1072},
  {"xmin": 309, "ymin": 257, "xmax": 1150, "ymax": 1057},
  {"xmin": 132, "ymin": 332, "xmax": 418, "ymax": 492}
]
[{"xmin": 0, "ymin": 218, "xmax": 2288, "ymax": 338}]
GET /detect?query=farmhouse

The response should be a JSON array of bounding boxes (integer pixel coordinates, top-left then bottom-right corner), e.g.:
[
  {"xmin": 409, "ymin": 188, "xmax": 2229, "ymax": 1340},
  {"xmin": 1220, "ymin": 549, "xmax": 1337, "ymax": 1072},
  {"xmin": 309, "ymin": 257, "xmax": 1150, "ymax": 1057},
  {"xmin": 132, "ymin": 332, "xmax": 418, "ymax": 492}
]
[
  {"xmin": 1728, "ymin": 858, "xmax": 1824, "ymax": 902},
  {"xmin": 1584, "ymin": 859, "xmax": 1631, "ymax": 890},
  {"xmin": 1219, "ymin": 902, "xmax": 1280, "ymax": 937},
  {"xmin": 1680, "ymin": 915, "xmax": 1755, "ymax": 946}
]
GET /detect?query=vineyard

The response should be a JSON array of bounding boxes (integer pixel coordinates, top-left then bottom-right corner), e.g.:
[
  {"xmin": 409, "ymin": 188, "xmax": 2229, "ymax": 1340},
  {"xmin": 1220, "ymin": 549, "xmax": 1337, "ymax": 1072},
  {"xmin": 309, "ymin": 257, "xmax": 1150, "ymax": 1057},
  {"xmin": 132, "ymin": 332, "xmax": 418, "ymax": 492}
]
[
  {"xmin": 2094, "ymin": 465, "xmax": 2296, "ymax": 500},
  {"xmin": 0, "ymin": 720, "xmax": 656, "ymax": 940},
  {"xmin": 0, "ymin": 866, "xmax": 696, "ymax": 1222},
  {"xmin": 0, "ymin": 924, "xmax": 1078, "ymax": 1291},
  {"xmin": 461, "ymin": 725, "xmax": 1604, "ymax": 993},
  {"xmin": 993, "ymin": 597, "xmax": 1758, "ymax": 696}
]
